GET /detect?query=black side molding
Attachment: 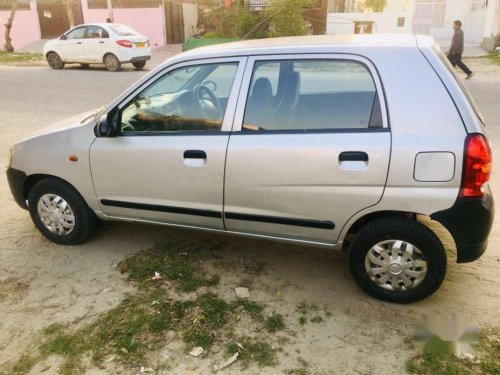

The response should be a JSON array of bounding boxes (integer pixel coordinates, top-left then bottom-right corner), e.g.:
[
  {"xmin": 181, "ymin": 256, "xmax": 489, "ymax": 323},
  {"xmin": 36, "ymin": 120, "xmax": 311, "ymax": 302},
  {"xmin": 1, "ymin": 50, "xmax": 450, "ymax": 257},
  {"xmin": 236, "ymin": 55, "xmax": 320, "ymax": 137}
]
[
  {"xmin": 101, "ymin": 199, "xmax": 221, "ymax": 218},
  {"xmin": 225, "ymin": 212, "xmax": 335, "ymax": 230},
  {"xmin": 6, "ymin": 167, "xmax": 28, "ymax": 210},
  {"xmin": 431, "ymin": 186, "xmax": 494, "ymax": 263}
]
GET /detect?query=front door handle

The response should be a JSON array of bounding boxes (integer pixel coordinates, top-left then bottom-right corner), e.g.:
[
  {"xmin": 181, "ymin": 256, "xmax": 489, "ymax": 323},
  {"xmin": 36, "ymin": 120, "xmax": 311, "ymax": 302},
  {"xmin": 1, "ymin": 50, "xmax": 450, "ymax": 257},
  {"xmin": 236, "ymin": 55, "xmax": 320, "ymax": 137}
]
[
  {"xmin": 76, "ymin": 41, "xmax": 82, "ymax": 44},
  {"xmin": 339, "ymin": 151, "xmax": 368, "ymax": 162},
  {"xmin": 98, "ymin": 41, "xmax": 105, "ymax": 43},
  {"xmin": 184, "ymin": 150, "xmax": 206, "ymax": 159}
]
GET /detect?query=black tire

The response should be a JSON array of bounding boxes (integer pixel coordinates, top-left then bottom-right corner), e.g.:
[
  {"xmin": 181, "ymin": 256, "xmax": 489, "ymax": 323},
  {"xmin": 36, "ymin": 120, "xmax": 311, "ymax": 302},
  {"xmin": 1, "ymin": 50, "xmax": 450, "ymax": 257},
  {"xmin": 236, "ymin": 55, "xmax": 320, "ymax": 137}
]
[
  {"xmin": 28, "ymin": 178, "xmax": 98, "ymax": 245},
  {"xmin": 104, "ymin": 54, "xmax": 121, "ymax": 72},
  {"xmin": 47, "ymin": 52, "xmax": 65, "ymax": 70},
  {"xmin": 348, "ymin": 217, "xmax": 446, "ymax": 303},
  {"xmin": 132, "ymin": 61, "xmax": 146, "ymax": 70}
]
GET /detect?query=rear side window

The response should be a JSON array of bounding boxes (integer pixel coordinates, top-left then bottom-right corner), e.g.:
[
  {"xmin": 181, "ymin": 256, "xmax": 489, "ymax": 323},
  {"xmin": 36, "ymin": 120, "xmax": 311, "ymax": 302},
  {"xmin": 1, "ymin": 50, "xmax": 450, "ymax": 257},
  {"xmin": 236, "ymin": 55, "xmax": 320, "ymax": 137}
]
[
  {"xmin": 243, "ymin": 59, "xmax": 382, "ymax": 132},
  {"xmin": 84, "ymin": 26, "xmax": 109, "ymax": 38},
  {"xmin": 110, "ymin": 24, "xmax": 139, "ymax": 36}
]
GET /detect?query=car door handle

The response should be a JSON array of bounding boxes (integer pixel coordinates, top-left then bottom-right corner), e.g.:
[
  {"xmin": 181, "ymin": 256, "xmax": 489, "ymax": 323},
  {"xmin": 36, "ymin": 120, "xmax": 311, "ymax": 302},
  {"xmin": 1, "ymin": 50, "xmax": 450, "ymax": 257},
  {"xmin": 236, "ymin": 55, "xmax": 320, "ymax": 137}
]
[
  {"xmin": 76, "ymin": 41, "xmax": 82, "ymax": 44},
  {"xmin": 339, "ymin": 151, "xmax": 368, "ymax": 162},
  {"xmin": 184, "ymin": 150, "xmax": 206, "ymax": 159},
  {"xmin": 98, "ymin": 41, "xmax": 105, "ymax": 43}
]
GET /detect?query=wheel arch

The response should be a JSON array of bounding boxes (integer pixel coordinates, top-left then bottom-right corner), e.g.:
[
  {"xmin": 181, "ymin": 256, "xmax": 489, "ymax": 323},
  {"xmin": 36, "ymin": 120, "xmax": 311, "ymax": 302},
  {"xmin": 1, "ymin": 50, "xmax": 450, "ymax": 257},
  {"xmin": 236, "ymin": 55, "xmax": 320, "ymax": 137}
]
[
  {"xmin": 24, "ymin": 174, "xmax": 90, "ymax": 209},
  {"xmin": 341, "ymin": 209, "xmax": 457, "ymax": 260}
]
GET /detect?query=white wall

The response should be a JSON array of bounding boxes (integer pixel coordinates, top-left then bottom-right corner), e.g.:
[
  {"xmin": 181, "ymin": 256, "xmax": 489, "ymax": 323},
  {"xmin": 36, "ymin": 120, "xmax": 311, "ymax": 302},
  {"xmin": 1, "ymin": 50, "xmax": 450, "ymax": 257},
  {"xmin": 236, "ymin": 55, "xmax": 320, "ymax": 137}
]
[
  {"xmin": 182, "ymin": 3, "xmax": 198, "ymax": 40},
  {"xmin": 327, "ymin": 0, "xmax": 496, "ymax": 46}
]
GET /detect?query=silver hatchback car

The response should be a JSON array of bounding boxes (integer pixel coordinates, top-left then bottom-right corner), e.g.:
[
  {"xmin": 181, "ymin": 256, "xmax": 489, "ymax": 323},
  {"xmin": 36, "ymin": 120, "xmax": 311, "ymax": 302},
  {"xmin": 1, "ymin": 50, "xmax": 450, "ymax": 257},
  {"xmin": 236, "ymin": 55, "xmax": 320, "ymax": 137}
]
[{"xmin": 7, "ymin": 35, "xmax": 494, "ymax": 303}]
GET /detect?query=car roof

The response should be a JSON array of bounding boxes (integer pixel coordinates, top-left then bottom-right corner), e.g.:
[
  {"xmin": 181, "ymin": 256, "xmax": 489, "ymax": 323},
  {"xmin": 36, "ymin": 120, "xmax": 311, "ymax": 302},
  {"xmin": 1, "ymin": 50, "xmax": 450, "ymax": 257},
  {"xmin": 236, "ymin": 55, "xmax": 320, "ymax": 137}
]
[{"xmin": 179, "ymin": 34, "xmax": 432, "ymax": 60}]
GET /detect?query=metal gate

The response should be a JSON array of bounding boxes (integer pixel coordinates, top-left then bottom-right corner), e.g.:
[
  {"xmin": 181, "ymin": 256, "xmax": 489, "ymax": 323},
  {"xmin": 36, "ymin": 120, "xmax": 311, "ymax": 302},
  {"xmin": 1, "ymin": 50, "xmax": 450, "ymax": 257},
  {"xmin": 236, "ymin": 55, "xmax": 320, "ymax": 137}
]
[
  {"xmin": 37, "ymin": 1, "xmax": 84, "ymax": 38},
  {"xmin": 165, "ymin": 0, "xmax": 185, "ymax": 44}
]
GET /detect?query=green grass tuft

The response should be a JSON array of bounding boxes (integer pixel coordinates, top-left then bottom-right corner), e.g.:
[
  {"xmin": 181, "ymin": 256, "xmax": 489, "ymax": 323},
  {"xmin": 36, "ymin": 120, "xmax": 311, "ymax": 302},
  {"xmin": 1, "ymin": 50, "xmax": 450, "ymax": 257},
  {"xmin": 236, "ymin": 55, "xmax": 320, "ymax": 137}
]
[
  {"xmin": 226, "ymin": 338, "xmax": 278, "ymax": 368},
  {"xmin": 265, "ymin": 313, "xmax": 285, "ymax": 333}
]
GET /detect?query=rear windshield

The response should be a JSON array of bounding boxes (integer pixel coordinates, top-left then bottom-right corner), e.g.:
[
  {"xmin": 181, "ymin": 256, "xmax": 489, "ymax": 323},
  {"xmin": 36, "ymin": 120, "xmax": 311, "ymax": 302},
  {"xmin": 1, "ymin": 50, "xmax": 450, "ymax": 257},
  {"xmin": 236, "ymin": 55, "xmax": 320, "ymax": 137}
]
[
  {"xmin": 109, "ymin": 24, "xmax": 139, "ymax": 36},
  {"xmin": 436, "ymin": 46, "xmax": 485, "ymax": 124}
]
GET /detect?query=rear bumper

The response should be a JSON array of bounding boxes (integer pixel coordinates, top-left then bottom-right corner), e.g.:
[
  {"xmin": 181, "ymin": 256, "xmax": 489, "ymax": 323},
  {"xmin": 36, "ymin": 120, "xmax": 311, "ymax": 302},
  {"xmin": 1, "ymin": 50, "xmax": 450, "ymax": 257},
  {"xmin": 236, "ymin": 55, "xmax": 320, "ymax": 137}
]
[
  {"xmin": 127, "ymin": 56, "xmax": 151, "ymax": 63},
  {"xmin": 431, "ymin": 186, "xmax": 494, "ymax": 263},
  {"xmin": 6, "ymin": 167, "xmax": 28, "ymax": 210}
]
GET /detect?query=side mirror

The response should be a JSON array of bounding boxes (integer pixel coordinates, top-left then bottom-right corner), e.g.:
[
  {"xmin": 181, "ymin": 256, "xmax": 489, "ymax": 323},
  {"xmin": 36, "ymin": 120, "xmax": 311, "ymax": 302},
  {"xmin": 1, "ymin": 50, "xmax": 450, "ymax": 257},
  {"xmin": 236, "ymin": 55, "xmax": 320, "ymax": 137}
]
[
  {"xmin": 60, "ymin": 34, "xmax": 67, "ymax": 40},
  {"xmin": 96, "ymin": 110, "xmax": 119, "ymax": 137}
]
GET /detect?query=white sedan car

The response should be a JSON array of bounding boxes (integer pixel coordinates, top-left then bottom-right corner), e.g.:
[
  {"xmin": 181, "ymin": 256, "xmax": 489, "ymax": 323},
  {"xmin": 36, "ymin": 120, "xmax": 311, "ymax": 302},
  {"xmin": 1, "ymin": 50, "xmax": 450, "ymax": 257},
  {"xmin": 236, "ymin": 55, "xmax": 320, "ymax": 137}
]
[{"xmin": 43, "ymin": 23, "xmax": 151, "ymax": 71}]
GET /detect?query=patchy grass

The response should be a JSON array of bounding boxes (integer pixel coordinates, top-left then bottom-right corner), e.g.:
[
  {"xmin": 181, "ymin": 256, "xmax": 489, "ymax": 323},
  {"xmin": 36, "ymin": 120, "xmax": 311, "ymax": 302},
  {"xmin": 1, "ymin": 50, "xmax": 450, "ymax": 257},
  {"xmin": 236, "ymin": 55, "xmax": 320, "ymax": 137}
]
[
  {"xmin": 265, "ymin": 313, "xmax": 285, "ymax": 333},
  {"xmin": 296, "ymin": 302, "xmax": 329, "ymax": 326},
  {"xmin": 406, "ymin": 327, "xmax": 500, "ymax": 375},
  {"xmin": 9, "ymin": 239, "xmax": 283, "ymax": 374},
  {"xmin": 286, "ymin": 357, "xmax": 310, "ymax": 375},
  {"xmin": 310, "ymin": 315, "xmax": 324, "ymax": 324},
  {"xmin": 0, "ymin": 51, "xmax": 43, "ymax": 64},
  {"xmin": 118, "ymin": 240, "xmax": 223, "ymax": 292},
  {"xmin": 226, "ymin": 338, "xmax": 278, "ymax": 368},
  {"xmin": 237, "ymin": 301, "xmax": 265, "ymax": 320},
  {"xmin": 487, "ymin": 53, "xmax": 500, "ymax": 66}
]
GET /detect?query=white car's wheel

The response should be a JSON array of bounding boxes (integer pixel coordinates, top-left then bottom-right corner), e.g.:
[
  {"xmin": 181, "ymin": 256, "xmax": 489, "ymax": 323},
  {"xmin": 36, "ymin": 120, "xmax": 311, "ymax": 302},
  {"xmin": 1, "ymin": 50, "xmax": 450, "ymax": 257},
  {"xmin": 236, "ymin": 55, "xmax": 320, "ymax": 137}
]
[
  {"xmin": 104, "ymin": 54, "xmax": 121, "ymax": 72},
  {"xmin": 47, "ymin": 52, "xmax": 65, "ymax": 70}
]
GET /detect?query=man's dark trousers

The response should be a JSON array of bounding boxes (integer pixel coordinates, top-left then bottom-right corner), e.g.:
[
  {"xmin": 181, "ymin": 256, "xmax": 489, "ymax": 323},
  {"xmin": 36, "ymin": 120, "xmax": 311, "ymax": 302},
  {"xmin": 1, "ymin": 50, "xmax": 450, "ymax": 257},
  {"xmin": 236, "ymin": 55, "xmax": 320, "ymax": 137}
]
[{"xmin": 448, "ymin": 53, "xmax": 472, "ymax": 75}]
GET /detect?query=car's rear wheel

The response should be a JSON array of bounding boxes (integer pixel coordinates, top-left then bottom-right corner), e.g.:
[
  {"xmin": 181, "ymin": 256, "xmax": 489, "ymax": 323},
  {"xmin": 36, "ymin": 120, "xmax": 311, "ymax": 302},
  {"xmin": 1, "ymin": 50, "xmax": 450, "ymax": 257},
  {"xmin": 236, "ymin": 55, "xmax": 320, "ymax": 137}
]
[
  {"xmin": 47, "ymin": 52, "xmax": 64, "ymax": 70},
  {"xmin": 348, "ymin": 217, "xmax": 446, "ymax": 303},
  {"xmin": 132, "ymin": 61, "xmax": 146, "ymax": 70},
  {"xmin": 28, "ymin": 178, "xmax": 98, "ymax": 245},
  {"xmin": 104, "ymin": 54, "xmax": 121, "ymax": 72}
]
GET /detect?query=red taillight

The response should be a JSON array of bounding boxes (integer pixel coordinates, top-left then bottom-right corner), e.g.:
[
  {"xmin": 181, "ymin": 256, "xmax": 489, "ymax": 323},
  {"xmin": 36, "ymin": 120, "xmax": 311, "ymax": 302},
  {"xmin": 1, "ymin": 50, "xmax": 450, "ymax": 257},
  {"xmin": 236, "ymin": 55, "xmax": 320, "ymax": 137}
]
[
  {"xmin": 459, "ymin": 134, "xmax": 492, "ymax": 198},
  {"xmin": 116, "ymin": 40, "xmax": 132, "ymax": 48}
]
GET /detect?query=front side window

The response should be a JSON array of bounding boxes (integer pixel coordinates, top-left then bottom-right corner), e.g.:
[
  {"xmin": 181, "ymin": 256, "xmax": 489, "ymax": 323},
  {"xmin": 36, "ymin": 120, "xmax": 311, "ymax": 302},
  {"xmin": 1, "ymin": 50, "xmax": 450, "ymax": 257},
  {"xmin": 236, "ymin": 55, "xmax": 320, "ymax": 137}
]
[
  {"xmin": 243, "ymin": 59, "xmax": 382, "ymax": 131},
  {"xmin": 120, "ymin": 62, "xmax": 239, "ymax": 133},
  {"xmin": 66, "ymin": 27, "xmax": 85, "ymax": 40}
]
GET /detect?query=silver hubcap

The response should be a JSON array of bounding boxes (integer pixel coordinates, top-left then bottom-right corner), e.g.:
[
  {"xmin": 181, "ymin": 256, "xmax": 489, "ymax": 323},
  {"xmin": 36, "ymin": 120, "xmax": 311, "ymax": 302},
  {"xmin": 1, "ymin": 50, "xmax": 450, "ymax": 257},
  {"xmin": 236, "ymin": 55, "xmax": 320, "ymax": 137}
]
[
  {"xmin": 364, "ymin": 240, "xmax": 427, "ymax": 291},
  {"xmin": 37, "ymin": 194, "xmax": 75, "ymax": 235},
  {"xmin": 106, "ymin": 56, "xmax": 117, "ymax": 70}
]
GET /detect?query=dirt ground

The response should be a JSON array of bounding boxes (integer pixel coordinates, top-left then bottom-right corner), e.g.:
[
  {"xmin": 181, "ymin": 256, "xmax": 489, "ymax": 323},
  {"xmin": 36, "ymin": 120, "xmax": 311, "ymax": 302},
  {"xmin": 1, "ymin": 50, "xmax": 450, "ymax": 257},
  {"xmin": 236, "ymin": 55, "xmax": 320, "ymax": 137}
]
[{"xmin": 0, "ymin": 57, "xmax": 499, "ymax": 375}]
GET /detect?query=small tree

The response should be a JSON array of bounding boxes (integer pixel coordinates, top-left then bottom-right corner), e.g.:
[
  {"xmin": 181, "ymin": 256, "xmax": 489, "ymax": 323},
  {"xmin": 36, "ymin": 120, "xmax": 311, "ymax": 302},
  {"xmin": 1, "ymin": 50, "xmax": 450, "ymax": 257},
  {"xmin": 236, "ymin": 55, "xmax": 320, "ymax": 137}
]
[
  {"xmin": 64, "ymin": 0, "xmax": 76, "ymax": 28},
  {"xmin": 266, "ymin": 0, "xmax": 315, "ymax": 37},
  {"xmin": 4, "ymin": 0, "xmax": 18, "ymax": 52},
  {"xmin": 205, "ymin": 5, "xmax": 263, "ymax": 39}
]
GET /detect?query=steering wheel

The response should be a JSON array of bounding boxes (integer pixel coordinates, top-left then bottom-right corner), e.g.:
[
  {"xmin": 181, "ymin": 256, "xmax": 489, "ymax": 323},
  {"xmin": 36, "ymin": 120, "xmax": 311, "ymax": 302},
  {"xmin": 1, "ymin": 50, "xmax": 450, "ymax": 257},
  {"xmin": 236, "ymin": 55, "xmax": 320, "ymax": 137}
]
[{"xmin": 193, "ymin": 84, "xmax": 222, "ymax": 121}]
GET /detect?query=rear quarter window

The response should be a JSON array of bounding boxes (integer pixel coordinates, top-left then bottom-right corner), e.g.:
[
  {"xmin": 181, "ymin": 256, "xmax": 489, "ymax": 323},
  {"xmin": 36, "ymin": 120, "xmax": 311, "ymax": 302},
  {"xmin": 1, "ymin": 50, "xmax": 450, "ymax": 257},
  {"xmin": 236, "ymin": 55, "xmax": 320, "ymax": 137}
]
[{"xmin": 437, "ymin": 48, "xmax": 485, "ymax": 124}]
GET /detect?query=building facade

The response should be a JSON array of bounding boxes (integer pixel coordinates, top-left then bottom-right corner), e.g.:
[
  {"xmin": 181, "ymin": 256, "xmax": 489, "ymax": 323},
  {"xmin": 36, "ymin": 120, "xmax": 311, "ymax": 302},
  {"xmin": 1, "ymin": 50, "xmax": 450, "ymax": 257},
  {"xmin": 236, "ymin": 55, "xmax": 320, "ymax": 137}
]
[
  {"xmin": 0, "ymin": 0, "xmax": 198, "ymax": 51},
  {"xmin": 327, "ymin": 0, "xmax": 499, "ymax": 48}
]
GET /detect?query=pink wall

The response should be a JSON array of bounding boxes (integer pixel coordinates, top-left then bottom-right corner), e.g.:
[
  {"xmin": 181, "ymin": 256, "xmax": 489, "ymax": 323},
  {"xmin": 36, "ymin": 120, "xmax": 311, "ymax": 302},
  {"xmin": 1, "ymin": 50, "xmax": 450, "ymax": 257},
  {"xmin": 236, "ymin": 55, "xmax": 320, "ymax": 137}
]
[
  {"xmin": 81, "ymin": 0, "xmax": 165, "ymax": 47},
  {"xmin": 0, "ymin": 1, "xmax": 41, "ymax": 51}
]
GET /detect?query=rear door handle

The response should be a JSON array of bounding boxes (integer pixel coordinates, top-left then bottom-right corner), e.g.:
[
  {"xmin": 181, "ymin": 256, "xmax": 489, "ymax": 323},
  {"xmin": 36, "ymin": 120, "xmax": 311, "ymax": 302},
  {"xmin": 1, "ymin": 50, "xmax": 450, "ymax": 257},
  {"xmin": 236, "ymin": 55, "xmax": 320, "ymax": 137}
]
[
  {"xmin": 76, "ymin": 41, "xmax": 82, "ymax": 44},
  {"xmin": 184, "ymin": 150, "xmax": 206, "ymax": 159},
  {"xmin": 339, "ymin": 151, "xmax": 368, "ymax": 162},
  {"xmin": 98, "ymin": 41, "xmax": 105, "ymax": 43}
]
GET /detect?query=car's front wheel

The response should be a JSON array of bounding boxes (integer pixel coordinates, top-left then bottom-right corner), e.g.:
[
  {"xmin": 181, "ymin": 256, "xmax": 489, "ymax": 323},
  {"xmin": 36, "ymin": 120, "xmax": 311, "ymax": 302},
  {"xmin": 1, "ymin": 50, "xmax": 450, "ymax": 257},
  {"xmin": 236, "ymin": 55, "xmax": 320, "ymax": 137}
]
[
  {"xmin": 104, "ymin": 54, "xmax": 121, "ymax": 72},
  {"xmin": 132, "ymin": 61, "xmax": 146, "ymax": 70},
  {"xmin": 28, "ymin": 178, "xmax": 98, "ymax": 245},
  {"xmin": 47, "ymin": 52, "xmax": 64, "ymax": 70},
  {"xmin": 348, "ymin": 217, "xmax": 446, "ymax": 303}
]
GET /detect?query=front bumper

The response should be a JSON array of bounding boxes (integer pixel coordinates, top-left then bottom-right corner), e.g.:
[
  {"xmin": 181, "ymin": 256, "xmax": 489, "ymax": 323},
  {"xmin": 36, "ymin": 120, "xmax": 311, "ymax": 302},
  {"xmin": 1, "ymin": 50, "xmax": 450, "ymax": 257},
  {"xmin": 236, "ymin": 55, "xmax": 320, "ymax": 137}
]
[
  {"xmin": 431, "ymin": 186, "xmax": 494, "ymax": 263},
  {"xmin": 6, "ymin": 167, "xmax": 28, "ymax": 210}
]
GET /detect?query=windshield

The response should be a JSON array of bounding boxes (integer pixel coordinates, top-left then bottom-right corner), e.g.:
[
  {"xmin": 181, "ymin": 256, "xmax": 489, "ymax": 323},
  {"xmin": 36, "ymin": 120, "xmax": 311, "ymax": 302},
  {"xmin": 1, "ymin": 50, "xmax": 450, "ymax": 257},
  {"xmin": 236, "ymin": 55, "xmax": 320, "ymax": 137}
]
[{"xmin": 109, "ymin": 24, "xmax": 139, "ymax": 36}]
